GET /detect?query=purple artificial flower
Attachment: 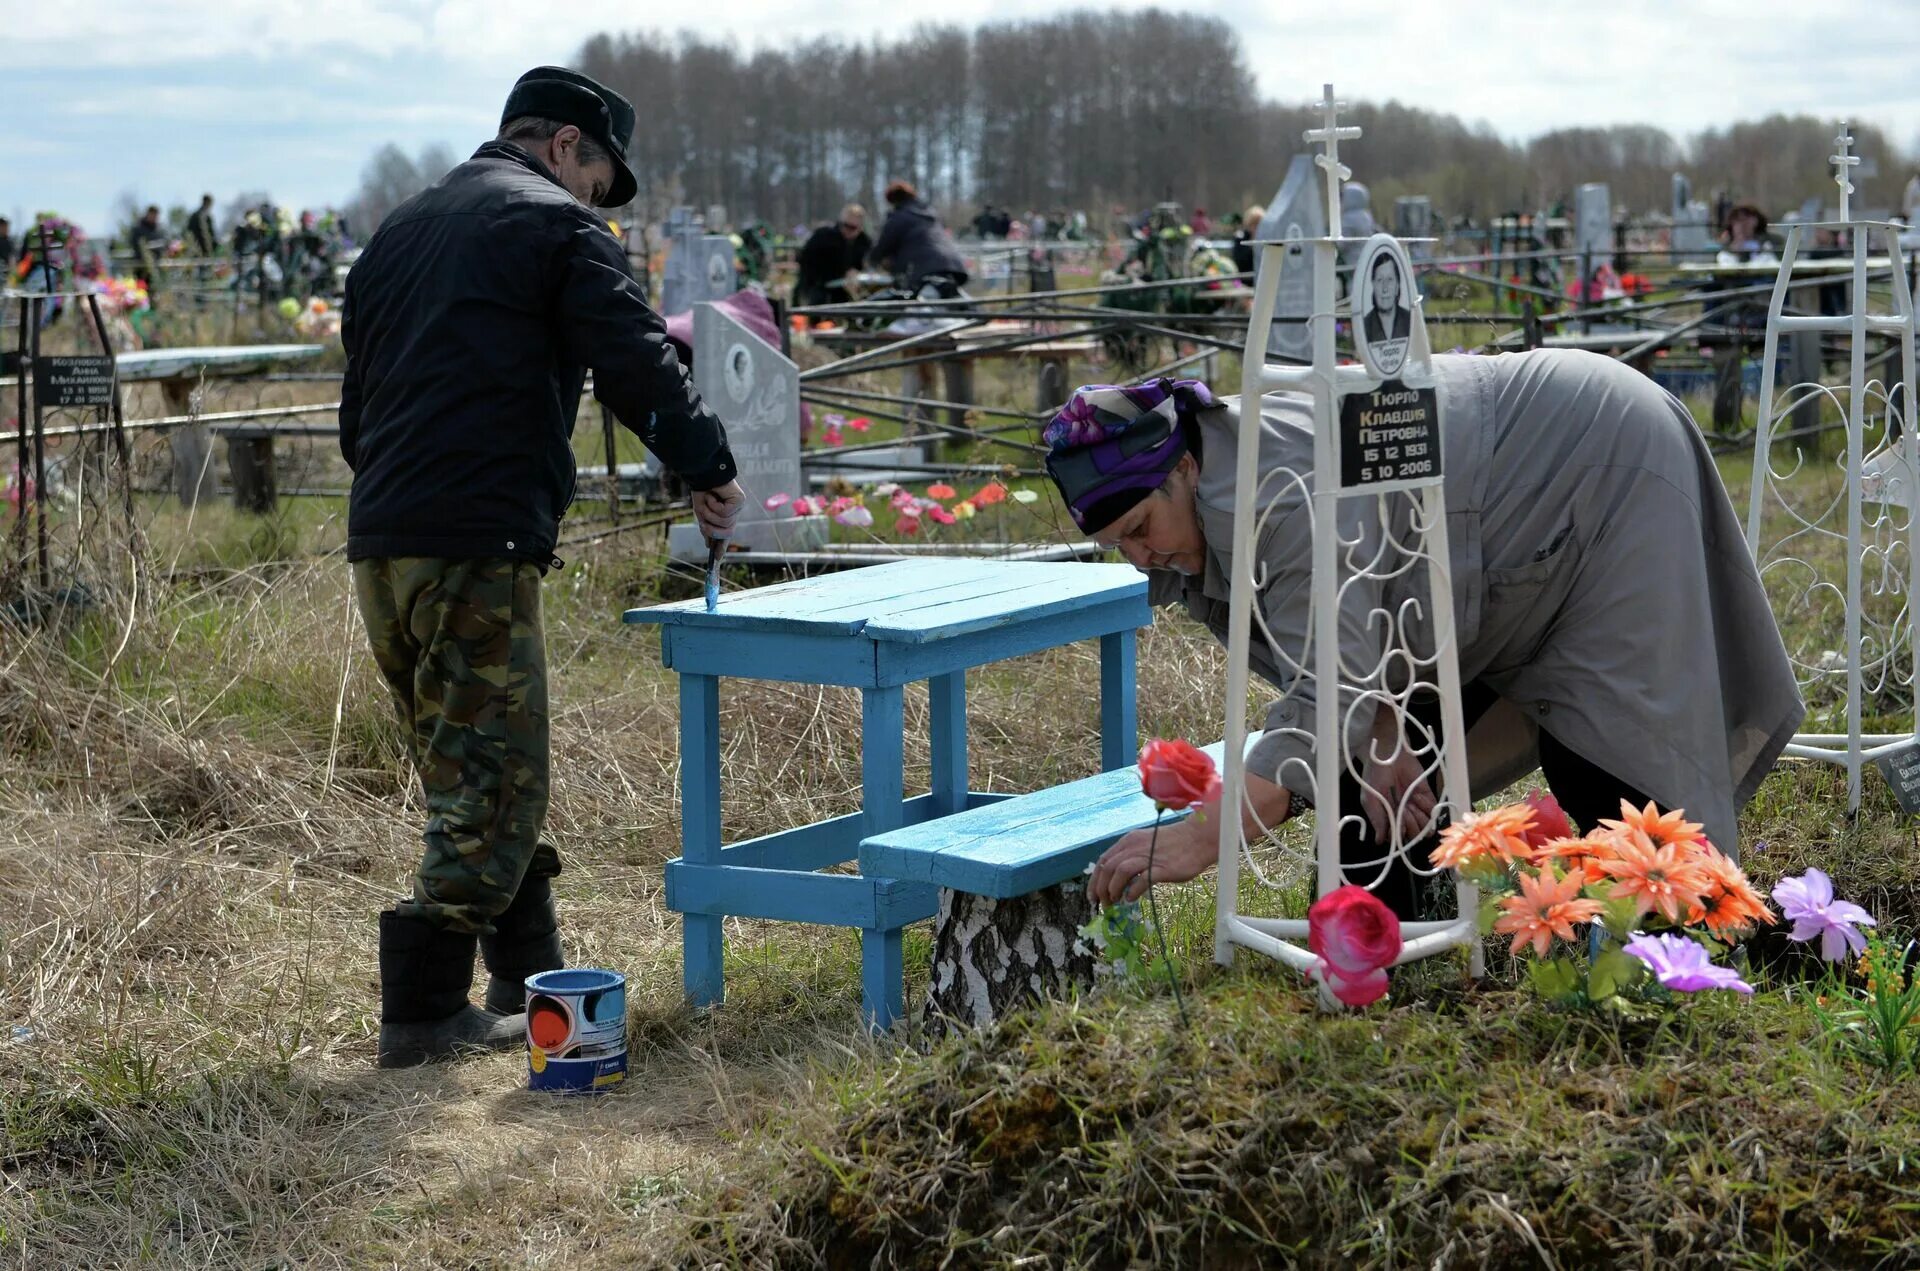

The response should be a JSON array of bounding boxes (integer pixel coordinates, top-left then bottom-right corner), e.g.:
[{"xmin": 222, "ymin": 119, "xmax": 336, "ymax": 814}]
[
  {"xmin": 1771, "ymin": 868, "xmax": 1876, "ymax": 962},
  {"xmin": 1623, "ymin": 932, "xmax": 1754, "ymax": 995}
]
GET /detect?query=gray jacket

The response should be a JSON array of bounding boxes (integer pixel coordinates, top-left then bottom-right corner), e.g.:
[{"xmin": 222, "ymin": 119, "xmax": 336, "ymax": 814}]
[{"xmin": 1149, "ymin": 349, "xmax": 1803, "ymax": 854}]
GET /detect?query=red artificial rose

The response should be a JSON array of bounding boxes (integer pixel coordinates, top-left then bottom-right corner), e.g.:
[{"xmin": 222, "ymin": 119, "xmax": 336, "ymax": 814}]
[
  {"xmin": 1522, "ymin": 788, "xmax": 1573, "ymax": 848},
  {"xmin": 1325, "ymin": 966, "xmax": 1390, "ymax": 1007},
  {"xmin": 1308, "ymin": 884, "xmax": 1403, "ymax": 980},
  {"xmin": 1136, "ymin": 738, "xmax": 1222, "ymax": 811}
]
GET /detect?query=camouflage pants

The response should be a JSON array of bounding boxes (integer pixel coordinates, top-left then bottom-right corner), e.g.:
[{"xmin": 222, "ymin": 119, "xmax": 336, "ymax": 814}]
[{"xmin": 352, "ymin": 557, "xmax": 558, "ymax": 934}]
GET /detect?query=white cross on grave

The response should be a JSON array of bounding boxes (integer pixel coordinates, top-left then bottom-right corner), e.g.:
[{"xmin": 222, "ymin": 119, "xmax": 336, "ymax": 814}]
[
  {"xmin": 1303, "ymin": 82, "xmax": 1363, "ymax": 238},
  {"xmin": 1831, "ymin": 123, "xmax": 1859, "ymax": 222}
]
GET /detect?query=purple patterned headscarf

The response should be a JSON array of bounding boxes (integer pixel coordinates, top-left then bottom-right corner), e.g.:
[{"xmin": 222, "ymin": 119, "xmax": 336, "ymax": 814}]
[{"xmin": 1043, "ymin": 378, "xmax": 1217, "ymax": 531}]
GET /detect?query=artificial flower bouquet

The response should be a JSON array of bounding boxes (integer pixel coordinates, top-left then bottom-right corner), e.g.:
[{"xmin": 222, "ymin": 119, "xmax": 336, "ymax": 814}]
[{"xmin": 1437, "ymin": 792, "xmax": 1775, "ymax": 1004}]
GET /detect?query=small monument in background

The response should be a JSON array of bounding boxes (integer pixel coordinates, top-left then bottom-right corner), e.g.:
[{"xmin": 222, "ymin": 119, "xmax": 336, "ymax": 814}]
[{"xmin": 667, "ymin": 300, "xmax": 823, "ymax": 559}]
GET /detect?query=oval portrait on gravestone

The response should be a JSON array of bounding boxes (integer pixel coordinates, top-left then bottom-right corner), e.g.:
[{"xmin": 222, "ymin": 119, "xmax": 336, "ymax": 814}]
[
  {"xmin": 706, "ymin": 248, "xmax": 734, "ymax": 293},
  {"xmin": 1353, "ymin": 233, "xmax": 1416, "ymax": 380},
  {"xmin": 724, "ymin": 343, "xmax": 754, "ymax": 404}
]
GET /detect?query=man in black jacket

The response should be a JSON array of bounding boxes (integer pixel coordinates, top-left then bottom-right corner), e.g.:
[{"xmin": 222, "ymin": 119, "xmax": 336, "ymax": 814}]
[
  {"xmin": 342, "ymin": 65, "xmax": 745, "ymax": 1067},
  {"xmin": 792, "ymin": 203, "xmax": 870, "ymax": 308}
]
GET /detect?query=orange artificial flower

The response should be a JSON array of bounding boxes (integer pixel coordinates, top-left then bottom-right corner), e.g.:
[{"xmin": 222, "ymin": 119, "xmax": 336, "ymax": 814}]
[
  {"xmin": 1493, "ymin": 867, "xmax": 1606, "ymax": 958},
  {"xmin": 1539, "ymin": 834, "xmax": 1614, "ymax": 887},
  {"xmin": 1596, "ymin": 828, "xmax": 1712, "ymax": 923},
  {"xmin": 1600, "ymin": 799, "xmax": 1705, "ymax": 850},
  {"xmin": 1433, "ymin": 805, "xmax": 1539, "ymax": 870},
  {"xmin": 1687, "ymin": 848, "xmax": 1776, "ymax": 936},
  {"xmin": 927, "ymin": 482, "xmax": 957, "ymax": 500},
  {"xmin": 973, "ymin": 481, "xmax": 1009, "ymax": 506}
]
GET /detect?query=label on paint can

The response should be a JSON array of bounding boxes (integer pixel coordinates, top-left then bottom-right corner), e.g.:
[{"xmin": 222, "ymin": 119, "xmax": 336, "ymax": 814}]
[{"xmin": 525, "ymin": 968, "xmax": 627, "ymax": 1094}]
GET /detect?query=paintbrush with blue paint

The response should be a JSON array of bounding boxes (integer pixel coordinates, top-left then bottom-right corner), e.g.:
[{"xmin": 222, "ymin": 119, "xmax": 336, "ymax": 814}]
[{"xmin": 703, "ymin": 536, "xmax": 724, "ymax": 612}]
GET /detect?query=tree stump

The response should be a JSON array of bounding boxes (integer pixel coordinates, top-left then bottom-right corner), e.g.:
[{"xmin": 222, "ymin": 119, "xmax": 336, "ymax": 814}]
[{"xmin": 921, "ymin": 879, "xmax": 1102, "ymax": 1041}]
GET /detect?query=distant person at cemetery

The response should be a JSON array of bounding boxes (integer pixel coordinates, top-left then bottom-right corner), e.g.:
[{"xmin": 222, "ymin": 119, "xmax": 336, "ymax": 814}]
[
  {"xmin": 186, "ymin": 195, "xmax": 218, "ymax": 256},
  {"xmin": 870, "ymin": 179, "xmax": 969, "ymax": 295},
  {"xmin": 0, "ymin": 218, "xmax": 14, "ymax": 269},
  {"xmin": 1340, "ymin": 182, "xmax": 1377, "ymax": 239},
  {"xmin": 341, "ymin": 65, "xmax": 745, "ymax": 1069},
  {"xmin": 1717, "ymin": 204, "xmax": 1775, "ymax": 263},
  {"xmin": 129, "ymin": 204, "xmax": 168, "ymax": 292},
  {"xmin": 1904, "ymin": 170, "xmax": 1920, "ymax": 224},
  {"xmin": 1190, "ymin": 207, "xmax": 1212, "ymax": 236},
  {"xmin": 1231, "ymin": 204, "xmax": 1264, "ymax": 274},
  {"xmin": 1054, "ymin": 352, "xmax": 1803, "ymax": 919},
  {"xmin": 793, "ymin": 203, "xmax": 871, "ymax": 307}
]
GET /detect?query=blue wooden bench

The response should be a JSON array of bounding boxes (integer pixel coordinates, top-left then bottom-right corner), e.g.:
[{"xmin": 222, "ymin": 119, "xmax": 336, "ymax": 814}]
[
  {"xmin": 624, "ymin": 558, "xmax": 1150, "ymax": 1030},
  {"xmin": 858, "ymin": 742, "xmax": 1227, "ymax": 900}
]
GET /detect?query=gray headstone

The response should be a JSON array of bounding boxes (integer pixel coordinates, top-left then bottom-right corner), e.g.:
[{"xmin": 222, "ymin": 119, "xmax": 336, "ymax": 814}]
[
  {"xmin": 663, "ymin": 223, "xmax": 738, "ymax": 317},
  {"xmin": 1575, "ymin": 183, "xmax": 1612, "ymax": 271},
  {"xmin": 1254, "ymin": 154, "xmax": 1327, "ymax": 363},
  {"xmin": 1670, "ymin": 173, "xmax": 1692, "ymax": 218},
  {"xmin": 692, "ymin": 301, "xmax": 798, "ymax": 522},
  {"xmin": 1393, "ymin": 196, "xmax": 1433, "ymax": 260}
]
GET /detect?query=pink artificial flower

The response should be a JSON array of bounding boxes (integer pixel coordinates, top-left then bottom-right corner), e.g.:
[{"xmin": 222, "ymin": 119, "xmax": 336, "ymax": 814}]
[
  {"xmin": 762, "ymin": 492, "xmax": 791, "ymax": 511},
  {"xmin": 791, "ymin": 496, "xmax": 819, "ymax": 516},
  {"xmin": 927, "ymin": 506, "xmax": 957, "ymax": 525},
  {"xmin": 824, "ymin": 425, "xmax": 844, "ymax": 447},
  {"xmin": 1325, "ymin": 967, "xmax": 1390, "ymax": 1007},
  {"xmin": 847, "ymin": 416, "xmax": 871, "ymax": 432},
  {"xmin": 895, "ymin": 514, "xmax": 921, "ymax": 536},
  {"xmin": 1309, "ymin": 885, "xmax": 1403, "ymax": 983}
]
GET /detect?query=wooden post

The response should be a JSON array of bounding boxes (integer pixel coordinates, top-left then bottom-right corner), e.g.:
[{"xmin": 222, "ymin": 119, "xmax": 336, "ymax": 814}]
[
  {"xmin": 225, "ymin": 430, "xmax": 277, "ymax": 513},
  {"xmin": 161, "ymin": 376, "xmax": 217, "ymax": 506},
  {"xmin": 1036, "ymin": 356, "xmax": 1067, "ymax": 413}
]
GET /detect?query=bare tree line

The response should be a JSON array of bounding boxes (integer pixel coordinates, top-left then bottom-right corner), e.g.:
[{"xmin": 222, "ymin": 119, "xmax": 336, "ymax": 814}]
[{"xmin": 349, "ymin": 10, "xmax": 1915, "ymax": 234}]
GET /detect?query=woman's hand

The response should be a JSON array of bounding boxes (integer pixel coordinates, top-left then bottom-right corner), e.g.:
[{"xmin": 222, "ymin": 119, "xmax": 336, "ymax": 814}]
[
  {"xmin": 1359, "ymin": 743, "xmax": 1438, "ymax": 844},
  {"xmin": 1087, "ymin": 813, "xmax": 1220, "ymax": 905}
]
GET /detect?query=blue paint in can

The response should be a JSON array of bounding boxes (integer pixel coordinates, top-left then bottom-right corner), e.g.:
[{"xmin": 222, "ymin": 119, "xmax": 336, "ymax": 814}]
[{"xmin": 525, "ymin": 968, "xmax": 627, "ymax": 1094}]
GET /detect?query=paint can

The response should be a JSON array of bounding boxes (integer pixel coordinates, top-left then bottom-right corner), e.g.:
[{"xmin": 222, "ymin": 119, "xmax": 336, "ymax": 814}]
[{"xmin": 524, "ymin": 968, "xmax": 627, "ymax": 1094}]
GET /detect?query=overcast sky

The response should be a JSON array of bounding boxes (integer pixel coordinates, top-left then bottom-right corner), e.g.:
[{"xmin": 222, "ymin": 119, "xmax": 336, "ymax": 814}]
[{"xmin": 7, "ymin": 0, "xmax": 1918, "ymax": 234}]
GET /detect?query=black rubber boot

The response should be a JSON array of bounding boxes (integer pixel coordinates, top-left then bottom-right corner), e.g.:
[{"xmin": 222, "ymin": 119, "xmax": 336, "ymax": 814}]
[
  {"xmin": 479, "ymin": 874, "xmax": 564, "ymax": 1015},
  {"xmin": 377, "ymin": 910, "xmax": 525, "ymax": 1068}
]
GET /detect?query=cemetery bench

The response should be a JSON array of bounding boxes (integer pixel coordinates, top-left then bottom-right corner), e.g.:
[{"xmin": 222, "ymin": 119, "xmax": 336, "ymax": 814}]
[
  {"xmin": 859, "ymin": 741, "xmax": 1229, "ymax": 1031},
  {"xmin": 207, "ymin": 422, "xmax": 339, "ymax": 513},
  {"xmin": 813, "ymin": 325, "xmax": 1102, "ymax": 426},
  {"xmin": 116, "ymin": 344, "xmax": 325, "ymax": 506},
  {"xmin": 623, "ymin": 558, "xmax": 1149, "ymax": 1030}
]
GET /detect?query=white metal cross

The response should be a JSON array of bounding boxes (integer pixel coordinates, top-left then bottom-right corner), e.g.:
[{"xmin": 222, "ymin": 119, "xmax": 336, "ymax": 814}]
[
  {"xmin": 1303, "ymin": 82, "xmax": 1363, "ymax": 238},
  {"xmin": 1832, "ymin": 123, "xmax": 1859, "ymax": 222}
]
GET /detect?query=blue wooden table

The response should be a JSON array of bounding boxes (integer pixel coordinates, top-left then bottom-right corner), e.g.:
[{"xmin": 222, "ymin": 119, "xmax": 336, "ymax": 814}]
[{"xmin": 623, "ymin": 558, "xmax": 1149, "ymax": 1028}]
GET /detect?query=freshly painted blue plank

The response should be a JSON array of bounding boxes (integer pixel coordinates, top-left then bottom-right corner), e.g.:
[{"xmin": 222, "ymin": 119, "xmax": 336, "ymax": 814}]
[
  {"xmin": 666, "ymin": 861, "xmax": 939, "ymax": 927},
  {"xmin": 1100, "ymin": 629, "xmax": 1138, "ymax": 772},
  {"xmin": 626, "ymin": 560, "xmax": 1142, "ymax": 643},
  {"xmin": 719, "ymin": 793, "xmax": 953, "ymax": 870},
  {"xmin": 859, "ymin": 743, "xmax": 1234, "ymax": 898},
  {"xmin": 929, "ymin": 671, "xmax": 968, "ymax": 816},
  {"xmin": 862, "ymin": 926, "xmax": 906, "ymax": 1031},
  {"xmin": 661, "ymin": 628, "xmax": 879, "ymax": 686},
  {"xmin": 863, "ymin": 564, "xmax": 1145, "ymax": 644},
  {"xmin": 862, "ymin": 685, "xmax": 906, "ymax": 838},
  {"xmin": 873, "ymin": 596, "xmax": 1149, "ymax": 685},
  {"xmin": 680, "ymin": 675, "xmax": 722, "ymax": 863},
  {"xmin": 624, "ymin": 559, "xmax": 1007, "ymax": 635}
]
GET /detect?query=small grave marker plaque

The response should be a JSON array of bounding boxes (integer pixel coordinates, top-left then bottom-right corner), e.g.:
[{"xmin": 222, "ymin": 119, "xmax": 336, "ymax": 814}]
[
  {"xmin": 1875, "ymin": 737, "xmax": 1920, "ymax": 812},
  {"xmin": 35, "ymin": 355, "xmax": 116, "ymax": 407},
  {"xmin": 1339, "ymin": 380, "xmax": 1441, "ymax": 490}
]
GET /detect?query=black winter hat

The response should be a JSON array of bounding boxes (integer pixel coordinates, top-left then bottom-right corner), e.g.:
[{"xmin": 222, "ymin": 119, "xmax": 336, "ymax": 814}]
[{"xmin": 500, "ymin": 66, "xmax": 637, "ymax": 208}]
